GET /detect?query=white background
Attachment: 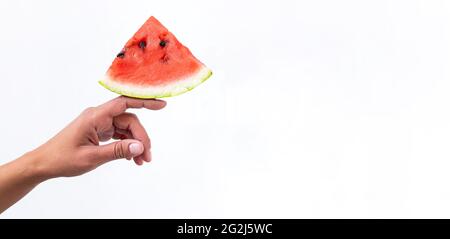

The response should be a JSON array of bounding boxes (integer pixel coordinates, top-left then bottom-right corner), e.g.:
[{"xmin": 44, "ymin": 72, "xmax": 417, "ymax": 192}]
[{"xmin": 0, "ymin": 0, "xmax": 449, "ymax": 218}]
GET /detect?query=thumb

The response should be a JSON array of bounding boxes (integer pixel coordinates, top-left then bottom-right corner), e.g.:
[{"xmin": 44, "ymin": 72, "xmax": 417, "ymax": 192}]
[{"xmin": 96, "ymin": 139, "xmax": 144, "ymax": 162}]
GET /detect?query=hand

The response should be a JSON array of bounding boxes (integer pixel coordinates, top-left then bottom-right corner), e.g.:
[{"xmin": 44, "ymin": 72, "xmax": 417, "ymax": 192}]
[{"xmin": 31, "ymin": 96, "xmax": 166, "ymax": 179}]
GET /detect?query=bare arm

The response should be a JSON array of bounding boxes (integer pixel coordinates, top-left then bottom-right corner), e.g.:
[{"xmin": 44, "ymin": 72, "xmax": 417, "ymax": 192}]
[
  {"xmin": 0, "ymin": 153, "xmax": 44, "ymax": 214},
  {"xmin": 0, "ymin": 96, "xmax": 166, "ymax": 214}
]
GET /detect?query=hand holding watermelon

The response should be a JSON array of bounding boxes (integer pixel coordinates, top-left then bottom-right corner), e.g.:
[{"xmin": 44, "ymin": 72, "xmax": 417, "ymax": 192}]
[
  {"xmin": 0, "ymin": 96, "xmax": 166, "ymax": 213},
  {"xmin": 35, "ymin": 96, "xmax": 167, "ymax": 176}
]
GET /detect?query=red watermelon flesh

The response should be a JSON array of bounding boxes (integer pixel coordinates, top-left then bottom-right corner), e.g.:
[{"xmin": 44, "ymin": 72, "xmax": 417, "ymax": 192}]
[{"xmin": 100, "ymin": 16, "xmax": 212, "ymax": 98}]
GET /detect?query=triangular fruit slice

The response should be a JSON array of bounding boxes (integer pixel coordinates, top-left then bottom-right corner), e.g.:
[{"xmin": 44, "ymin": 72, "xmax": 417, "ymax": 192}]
[{"xmin": 99, "ymin": 16, "xmax": 212, "ymax": 98}]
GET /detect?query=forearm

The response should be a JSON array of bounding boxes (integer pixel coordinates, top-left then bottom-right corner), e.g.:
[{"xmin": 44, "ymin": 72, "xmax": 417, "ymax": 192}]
[{"xmin": 0, "ymin": 151, "xmax": 47, "ymax": 214}]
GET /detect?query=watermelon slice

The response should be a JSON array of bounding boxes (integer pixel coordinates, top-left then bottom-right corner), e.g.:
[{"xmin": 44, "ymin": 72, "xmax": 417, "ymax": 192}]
[{"xmin": 99, "ymin": 16, "xmax": 212, "ymax": 98}]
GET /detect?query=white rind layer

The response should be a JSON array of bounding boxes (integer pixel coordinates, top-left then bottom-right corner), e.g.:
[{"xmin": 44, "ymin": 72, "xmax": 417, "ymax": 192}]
[{"xmin": 99, "ymin": 66, "xmax": 212, "ymax": 99}]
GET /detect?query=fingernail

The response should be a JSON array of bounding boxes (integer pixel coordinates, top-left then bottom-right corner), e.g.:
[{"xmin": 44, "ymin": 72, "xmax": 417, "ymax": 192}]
[{"xmin": 129, "ymin": 143, "xmax": 143, "ymax": 156}]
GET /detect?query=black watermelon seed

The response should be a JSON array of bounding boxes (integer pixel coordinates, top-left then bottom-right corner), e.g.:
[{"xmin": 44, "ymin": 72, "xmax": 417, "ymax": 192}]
[
  {"xmin": 138, "ymin": 40, "xmax": 146, "ymax": 49},
  {"xmin": 160, "ymin": 54, "xmax": 169, "ymax": 63},
  {"xmin": 116, "ymin": 51, "xmax": 125, "ymax": 58},
  {"xmin": 159, "ymin": 40, "xmax": 167, "ymax": 47}
]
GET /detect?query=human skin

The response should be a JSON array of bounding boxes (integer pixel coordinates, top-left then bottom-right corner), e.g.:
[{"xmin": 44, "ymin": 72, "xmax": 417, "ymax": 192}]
[{"xmin": 0, "ymin": 96, "xmax": 166, "ymax": 214}]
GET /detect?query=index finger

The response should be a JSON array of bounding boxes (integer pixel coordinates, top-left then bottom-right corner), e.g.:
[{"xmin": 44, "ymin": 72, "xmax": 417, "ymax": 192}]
[{"xmin": 98, "ymin": 96, "xmax": 166, "ymax": 117}]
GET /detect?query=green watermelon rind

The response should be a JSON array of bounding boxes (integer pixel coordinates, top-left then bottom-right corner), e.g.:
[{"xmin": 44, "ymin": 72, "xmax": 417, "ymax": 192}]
[{"xmin": 99, "ymin": 68, "xmax": 212, "ymax": 99}]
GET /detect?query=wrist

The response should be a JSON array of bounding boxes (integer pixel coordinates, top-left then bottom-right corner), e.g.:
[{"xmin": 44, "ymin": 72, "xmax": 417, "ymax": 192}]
[{"xmin": 17, "ymin": 149, "xmax": 53, "ymax": 184}]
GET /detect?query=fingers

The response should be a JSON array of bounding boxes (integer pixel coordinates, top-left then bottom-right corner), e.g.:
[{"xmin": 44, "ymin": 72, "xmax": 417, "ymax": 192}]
[
  {"xmin": 112, "ymin": 129, "xmax": 144, "ymax": 165},
  {"xmin": 98, "ymin": 96, "xmax": 166, "ymax": 117},
  {"xmin": 95, "ymin": 139, "xmax": 144, "ymax": 163},
  {"xmin": 113, "ymin": 113, "xmax": 151, "ymax": 163},
  {"xmin": 112, "ymin": 129, "xmax": 133, "ymax": 140},
  {"xmin": 98, "ymin": 126, "xmax": 115, "ymax": 142},
  {"xmin": 90, "ymin": 96, "xmax": 162, "ymax": 166}
]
